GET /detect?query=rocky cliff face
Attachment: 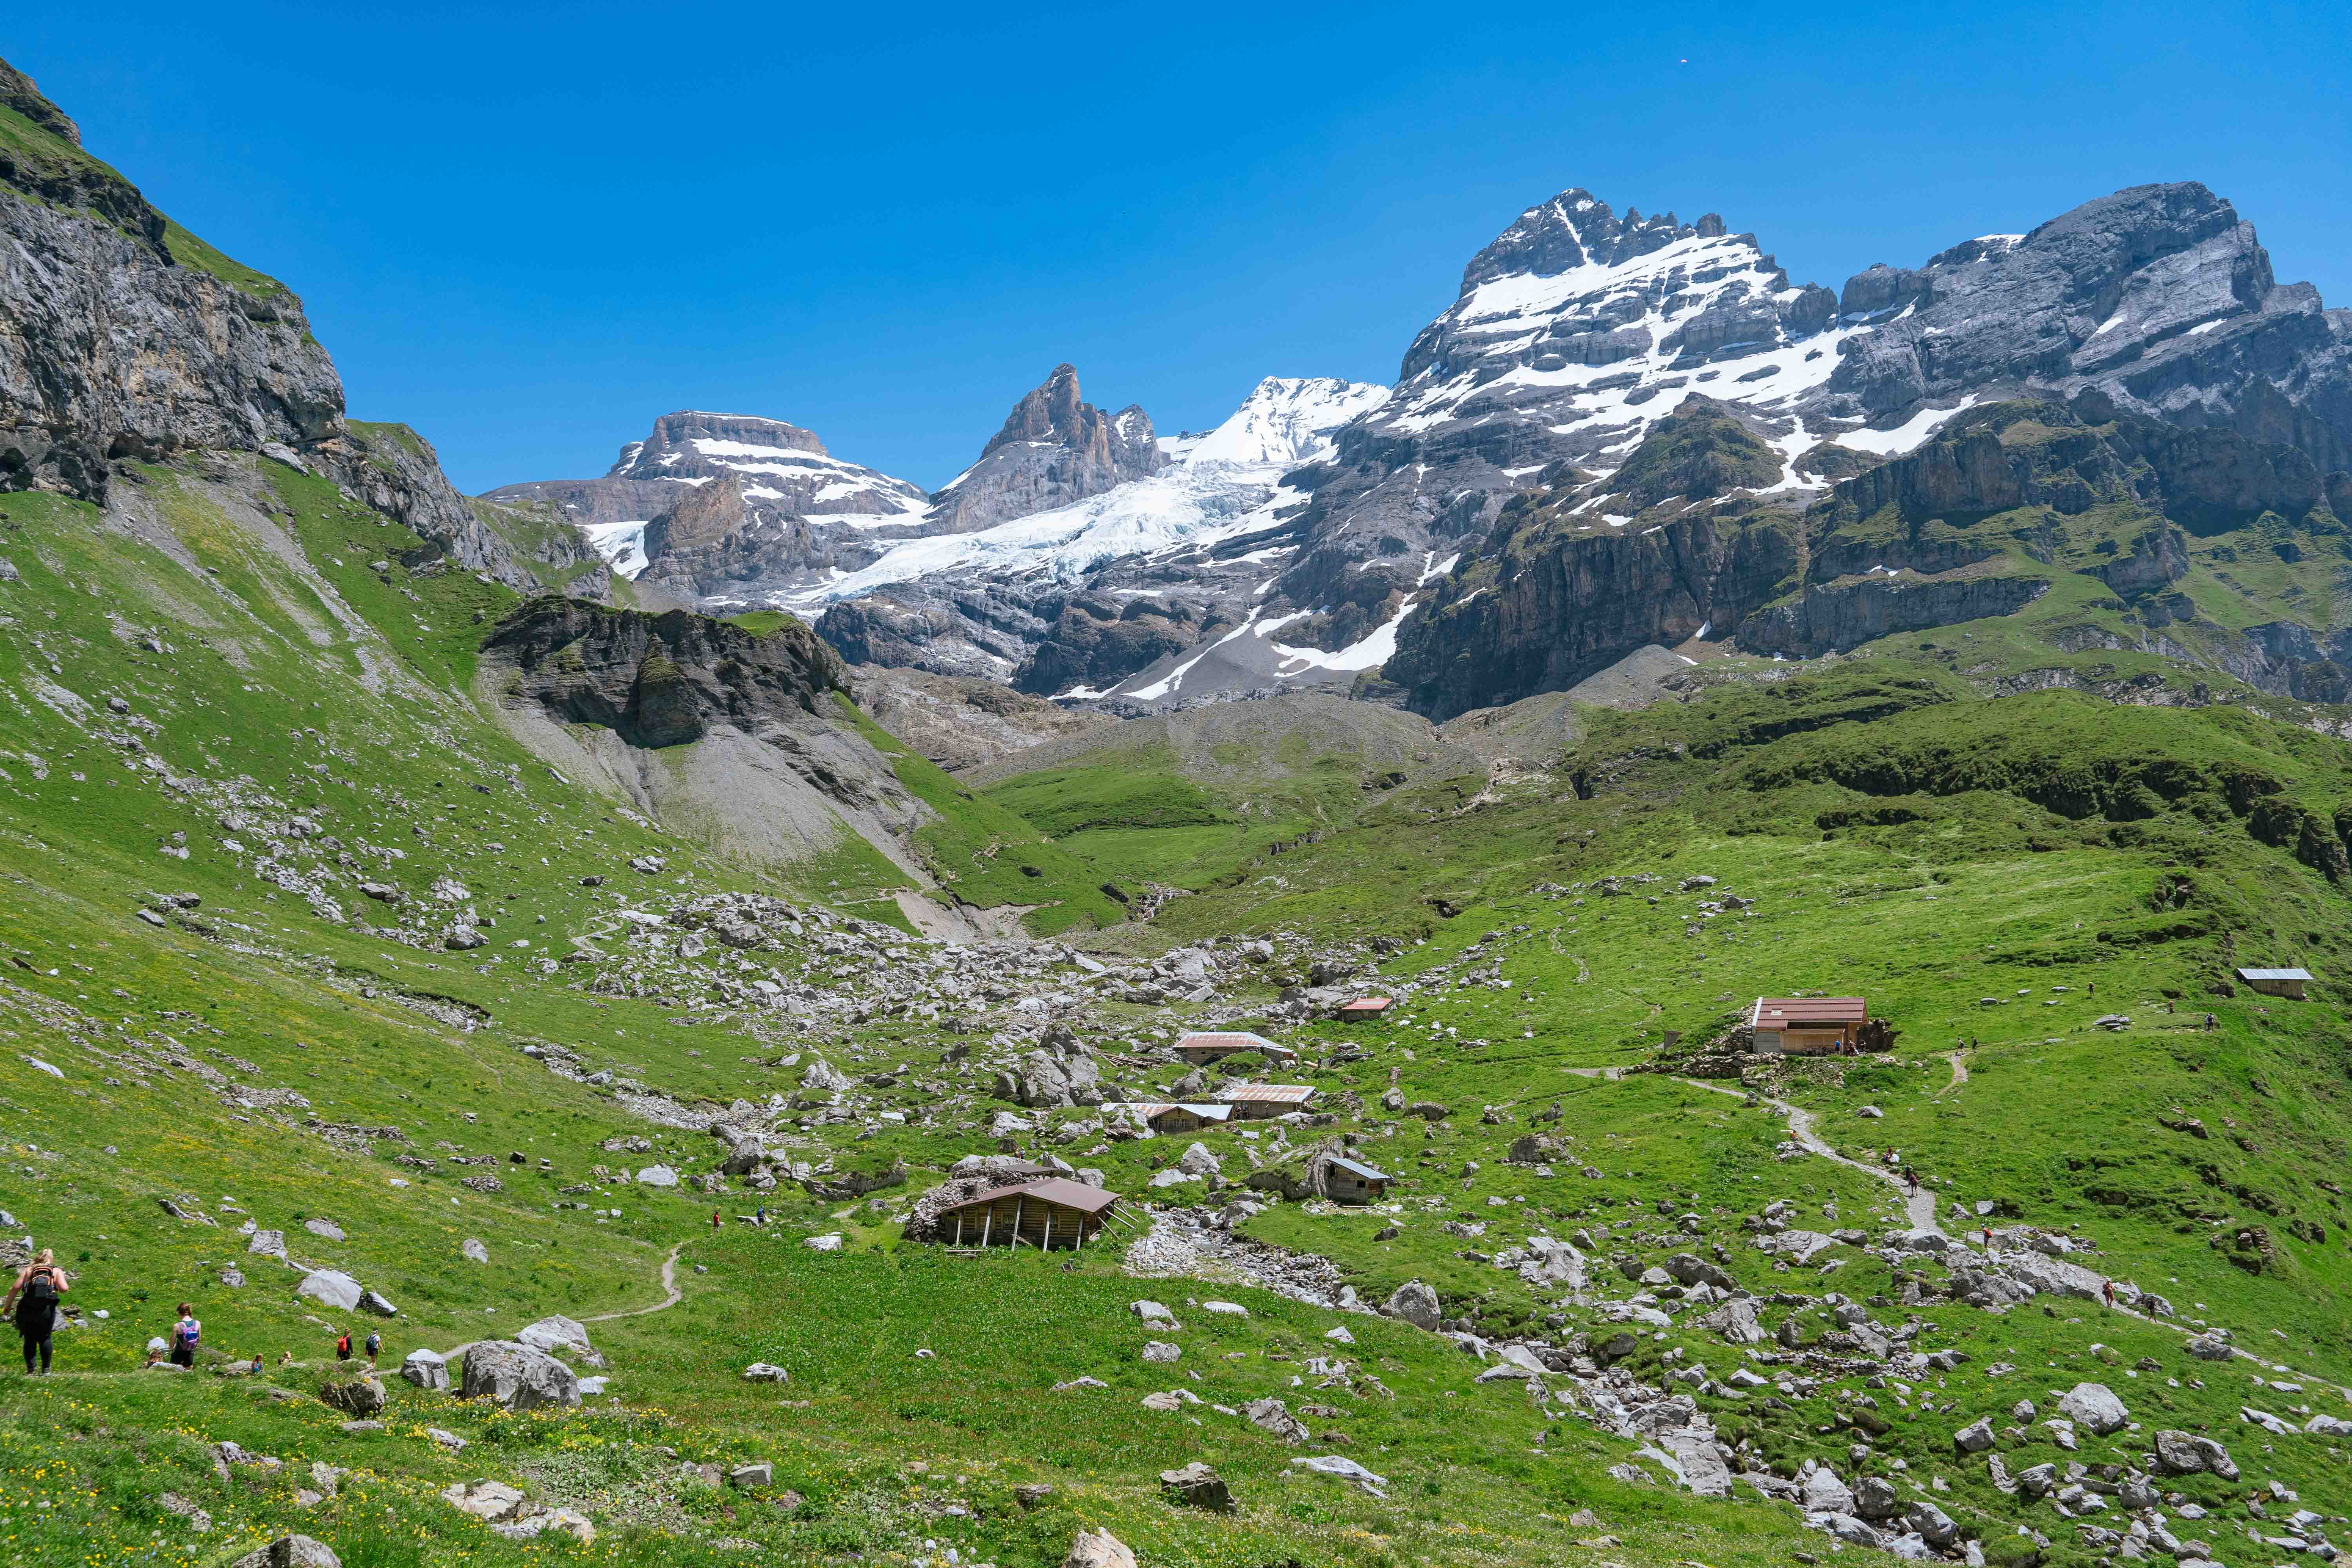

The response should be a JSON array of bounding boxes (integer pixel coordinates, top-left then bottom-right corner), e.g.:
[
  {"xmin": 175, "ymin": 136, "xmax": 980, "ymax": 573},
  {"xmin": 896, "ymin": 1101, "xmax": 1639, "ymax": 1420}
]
[
  {"xmin": 481, "ymin": 596, "xmax": 846, "ymax": 749},
  {"xmin": 0, "ymin": 56, "xmax": 535, "ymax": 586},
  {"xmin": 927, "ymin": 365, "xmax": 1163, "ymax": 532}
]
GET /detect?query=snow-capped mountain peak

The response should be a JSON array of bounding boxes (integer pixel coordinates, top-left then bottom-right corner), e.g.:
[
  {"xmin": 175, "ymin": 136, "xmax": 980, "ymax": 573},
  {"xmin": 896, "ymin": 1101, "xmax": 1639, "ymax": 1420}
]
[{"xmin": 1174, "ymin": 376, "xmax": 1390, "ymax": 469}]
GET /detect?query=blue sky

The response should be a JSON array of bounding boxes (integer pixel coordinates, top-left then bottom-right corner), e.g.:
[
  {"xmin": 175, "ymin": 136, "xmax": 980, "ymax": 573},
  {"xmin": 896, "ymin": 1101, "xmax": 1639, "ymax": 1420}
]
[{"xmin": 14, "ymin": 2, "xmax": 2348, "ymax": 494}]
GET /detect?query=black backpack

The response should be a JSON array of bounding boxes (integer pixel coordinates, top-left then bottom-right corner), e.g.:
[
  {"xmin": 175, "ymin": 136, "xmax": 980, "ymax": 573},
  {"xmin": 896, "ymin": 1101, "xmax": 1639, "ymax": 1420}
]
[{"xmin": 16, "ymin": 1267, "xmax": 57, "ymax": 1325}]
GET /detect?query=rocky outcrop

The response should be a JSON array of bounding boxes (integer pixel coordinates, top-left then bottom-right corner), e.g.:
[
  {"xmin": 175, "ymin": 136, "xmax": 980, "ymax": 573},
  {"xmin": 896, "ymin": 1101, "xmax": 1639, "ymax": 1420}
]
[
  {"xmin": 1388, "ymin": 497, "xmax": 1800, "ymax": 719},
  {"xmin": 1829, "ymin": 183, "xmax": 2352, "ymax": 472},
  {"xmin": 0, "ymin": 56, "xmax": 531, "ymax": 584},
  {"xmin": 929, "ymin": 365, "xmax": 1163, "ymax": 532},
  {"xmin": 1735, "ymin": 573, "xmax": 2051, "ymax": 658},
  {"xmin": 481, "ymin": 597, "xmax": 844, "ymax": 748}
]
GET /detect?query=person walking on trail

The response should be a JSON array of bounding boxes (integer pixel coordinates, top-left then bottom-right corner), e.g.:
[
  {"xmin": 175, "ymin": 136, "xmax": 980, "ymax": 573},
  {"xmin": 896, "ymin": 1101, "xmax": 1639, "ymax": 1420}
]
[
  {"xmin": 335, "ymin": 1329, "xmax": 353, "ymax": 1363},
  {"xmin": 2103, "ymin": 1279, "xmax": 2117, "ymax": 1308},
  {"xmin": 1907, "ymin": 1169, "xmax": 1921, "ymax": 1198},
  {"xmin": 1981, "ymin": 1226, "xmax": 1993, "ymax": 1249},
  {"xmin": 364, "ymin": 1330, "xmax": 381, "ymax": 1371},
  {"xmin": 3, "ymin": 1249, "xmax": 67, "ymax": 1375},
  {"xmin": 170, "ymin": 1303, "xmax": 201, "ymax": 1368},
  {"xmin": 712, "ymin": 1209, "xmax": 722, "ymax": 1231}
]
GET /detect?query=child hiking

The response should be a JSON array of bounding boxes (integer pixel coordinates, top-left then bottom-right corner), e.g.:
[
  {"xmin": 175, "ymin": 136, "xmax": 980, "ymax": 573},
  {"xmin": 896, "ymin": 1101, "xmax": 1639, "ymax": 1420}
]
[{"xmin": 171, "ymin": 1303, "xmax": 201, "ymax": 1368}]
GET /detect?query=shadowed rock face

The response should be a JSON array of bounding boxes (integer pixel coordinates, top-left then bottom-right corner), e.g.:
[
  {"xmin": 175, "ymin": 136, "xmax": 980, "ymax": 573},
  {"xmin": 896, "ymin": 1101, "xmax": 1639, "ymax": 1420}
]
[{"xmin": 481, "ymin": 597, "xmax": 845, "ymax": 750}]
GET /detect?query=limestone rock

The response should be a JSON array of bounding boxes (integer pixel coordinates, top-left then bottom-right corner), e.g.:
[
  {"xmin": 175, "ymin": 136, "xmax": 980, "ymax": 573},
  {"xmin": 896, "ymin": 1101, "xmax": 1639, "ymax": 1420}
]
[
  {"xmin": 230, "ymin": 1538, "xmax": 341, "ymax": 1568},
  {"xmin": 1159, "ymin": 1461, "xmax": 1232, "ymax": 1511},
  {"xmin": 401, "ymin": 1348, "xmax": 449, "ymax": 1390},
  {"xmin": 2055, "ymin": 1381, "xmax": 2128, "ymax": 1436},
  {"xmin": 1063, "ymin": 1527, "xmax": 1139, "ymax": 1568},
  {"xmin": 459, "ymin": 1341, "xmax": 580, "ymax": 1410}
]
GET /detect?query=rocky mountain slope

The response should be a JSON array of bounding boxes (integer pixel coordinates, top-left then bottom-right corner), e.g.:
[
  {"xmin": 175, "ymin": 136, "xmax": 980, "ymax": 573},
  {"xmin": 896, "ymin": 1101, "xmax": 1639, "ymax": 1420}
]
[{"xmin": 793, "ymin": 182, "xmax": 2352, "ymax": 714}]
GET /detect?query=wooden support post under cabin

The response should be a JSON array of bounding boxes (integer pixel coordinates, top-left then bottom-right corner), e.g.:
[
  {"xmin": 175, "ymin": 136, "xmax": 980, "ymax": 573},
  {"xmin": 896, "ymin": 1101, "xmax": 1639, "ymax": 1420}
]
[
  {"xmin": 980, "ymin": 1206, "xmax": 992, "ymax": 1247},
  {"xmin": 1044, "ymin": 1206, "xmax": 1056, "ymax": 1250},
  {"xmin": 955, "ymin": 1208, "xmax": 965, "ymax": 1246},
  {"xmin": 1011, "ymin": 1197, "xmax": 1024, "ymax": 1249}
]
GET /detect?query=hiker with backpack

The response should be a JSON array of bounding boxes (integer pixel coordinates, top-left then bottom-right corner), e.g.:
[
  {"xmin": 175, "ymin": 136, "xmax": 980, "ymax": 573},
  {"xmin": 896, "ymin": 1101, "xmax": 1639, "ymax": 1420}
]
[
  {"xmin": 365, "ymin": 1330, "xmax": 381, "ymax": 1370},
  {"xmin": 3, "ymin": 1249, "xmax": 67, "ymax": 1374},
  {"xmin": 335, "ymin": 1328, "xmax": 353, "ymax": 1363},
  {"xmin": 170, "ymin": 1303, "xmax": 201, "ymax": 1368}
]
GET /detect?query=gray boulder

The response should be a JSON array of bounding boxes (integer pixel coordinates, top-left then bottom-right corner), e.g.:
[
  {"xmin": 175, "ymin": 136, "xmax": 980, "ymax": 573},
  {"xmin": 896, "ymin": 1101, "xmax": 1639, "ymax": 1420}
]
[
  {"xmin": 1953, "ymin": 1416, "xmax": 1996, "ymax": 1453},
  {"xmin": 303, "ymin": 1219, "xmax": 345, "ymax": 1242},
  {"xmin": 2153, "ymin": 1429, "xmax": 2239, "ymax": 1480},
  {"xmin": 1852, "ymin": 1475, "xmax": 1903, "ymax": 1519},
  {"xmin": 1158, "ymin": 1461, "xmax": 1232, "ymax": 1511},
  {"xmin": 1245, "ymin": 1397, "xmax": 1308, "ymax": 1445},
  {"xmin": 320, "ymin": 1376, "xmax": 385, "ymax": 1417},
  {"xmin": 2056, "ymin": 1381, "xmax": 2128, "ymax": 1435},
  {"xmin": 401, "ymin": 1348, "xmax": 449, "ymax": 1391},
  {"xmin": 248, "ymin": 1229, "xmax": 287, "ymax": 1259},
  {"xmin": 1906, "ymin": 1500, "xmax": 1957, "ymax": 1548},
  {"xmin": 1382, "ymin": 1280, "xmax": 1443, "ymax": 1330},
  {"xmin": 461, "ymin": 1238, "xmax": 488, "ymax": 1264},
  {"xmin": 459, "ymin": 1340, "xmax": 581, "ymax": 1410},
  {"xmin": 516, "ymin": 1315, "xmax": 596, "ymax": 1363},
  {"xmin": 358, "ymin": 1290, "xmax": 397, "ymax": 1318},
  {"xmin": 293, "ymin": 1270, "xmax": 363, "ymax": 1312},
  {"xmin": 1800, "ymin": 1466, "xmax": 1853, "ymax": 1514}
]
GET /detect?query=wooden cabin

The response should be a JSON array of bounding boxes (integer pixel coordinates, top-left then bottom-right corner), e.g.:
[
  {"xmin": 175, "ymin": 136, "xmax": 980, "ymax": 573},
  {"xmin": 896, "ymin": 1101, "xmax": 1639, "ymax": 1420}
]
[
  {"xmin": 1176, "ymin": 1030, "xmax": 1296, "ymax": 1067},
  {"xmin": 1324, "ymin": 1155, "xmax": 1392, "ymax": 1204},
  {"xmin": 1335, "ymin": 997, "xmax": 1394, "ymax": 1022},
  {"xmin": 1215, "ymin": 1083, "xmax": 1317, "ymax": 1120},
  {"xmin": 1749, "ymin": 996, "xmax": 1868, "ymax": 1055},
  {"xmin": 1140, "ymin": 1102, "xmax": 1236, "ymax": 1135},
  {"xmin": 2238, "ymin": 967, "xmax": 2313, "ymax": 1000},
  {"xmin": 937, "ymin": 1177, "xmax": 1118, "ymax": 1250}
]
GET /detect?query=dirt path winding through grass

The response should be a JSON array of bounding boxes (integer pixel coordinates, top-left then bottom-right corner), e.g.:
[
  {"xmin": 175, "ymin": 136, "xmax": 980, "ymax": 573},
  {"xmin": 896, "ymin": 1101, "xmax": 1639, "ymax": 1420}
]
[
  {"xmin": 1678, "ymin": 1077, "xmax": 1945, "ymax": 1235},
  {"xmin": 1932, "ymin": 1049, "xmax": 1969, "ymax": 1098},
  {"xmin": 584, "ymin": 1240, "xmax": 689, "ymax": 1323}
]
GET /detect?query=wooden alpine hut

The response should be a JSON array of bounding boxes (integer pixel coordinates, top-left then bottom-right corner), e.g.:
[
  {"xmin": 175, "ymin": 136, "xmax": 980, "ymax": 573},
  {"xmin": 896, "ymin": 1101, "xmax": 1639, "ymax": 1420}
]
[
  {"xmin": 1139, "ymin": 1102, "xmax": 1237, "ymax": 1135},
  {"xmin": 2237, "ymin": 967, "xmax": 2312, "ymax": 1000},
  {"xmin": 1176, "ymin": 1030, "xmax": 1297, "ymax": 1067},
  {"xmin": 936, "ymin": 1177, "xmax": 1120, "ymax": 1250}
]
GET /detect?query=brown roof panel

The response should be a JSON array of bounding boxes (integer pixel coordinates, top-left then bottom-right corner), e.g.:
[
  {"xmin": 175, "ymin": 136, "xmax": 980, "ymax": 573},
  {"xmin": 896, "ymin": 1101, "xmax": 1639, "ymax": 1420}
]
[
  {"xmin": 1215, "ymin": 1083, "xmax": 1317, "ymax": 1105},
  {"xmin": 938, "ymin": 1177, "xmax": 1120, "ymax": 1216},
  {"xmin": 1178, "ymin": 1031, "xmax": 1295, "ymax": 1056},
  {"xmin": 1751, "ymin": 996, "xmax": 1867, "ymax": 1026}
]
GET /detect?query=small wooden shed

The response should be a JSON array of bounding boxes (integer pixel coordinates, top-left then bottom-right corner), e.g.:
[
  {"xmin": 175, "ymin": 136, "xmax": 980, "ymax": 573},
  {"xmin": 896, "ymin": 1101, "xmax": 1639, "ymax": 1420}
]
[
  {"xmin": 1176, "ymin": 1030, "xmax": 1296, "ymax": 1067},
  {"xmin": 1141, "ymin": 1102, "xmax": 1236, "ymax": 1135},
  {"xmin": 1336, "ymin": 996, "xmax": 1394, "ymax": 1022},
  {"xmin": 2238, "ymin": 967, "xmax": 2313, "ymax": 1000},
  {"xmin": 937, "ymin": 1177, "xmax": 1118, "ymax": 1250},
  {"xmin": 1216, "ymin": 1083, "xmax": 1317, "ymax": 1120},
  {"xmin": 1324, "ymin": 1155, "xmax": 1393, "ymax": 1204},
  {"xmin": 1749, "ymin": 996, "xmax": 1868, "ymax": 1055}
]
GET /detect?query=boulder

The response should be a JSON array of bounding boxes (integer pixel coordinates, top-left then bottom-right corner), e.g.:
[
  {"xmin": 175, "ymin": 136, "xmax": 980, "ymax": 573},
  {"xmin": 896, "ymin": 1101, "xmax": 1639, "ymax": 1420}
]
[
  {"xmin": 1142, "ymin": 1341, "xmax": 1180, "ymax": 1363},
  {"xmin": 516, "ymin": 1315, "xmax": 596, "ymax": 1363},
  {"xmin": 634, "ymin": 1164, "xmax": 679, "ymax": 1187},
  {"xmin": 248, "ymin": 1229, "xmax": 288, "ymax": 1259},
  {"xmin": 401, "ymin": 1349, "xmax": 449, "ymax": 1391},
  {"xmin": 1801, "ymin": 1467, "xmax": 1853, "ymax": 1514},
  {"xmin": 320, "ymin": 1376, "xmax": 385, "ymax": 1417},
  {"xmin": 358, "ymin": 1290, "xmax": 397, "ymax": 1318},
  {"xmin": 727, "ymin": 1462, "xmax": 772, "ymax": 1488},
  {"xmin": 2184, "ymin": 1334, "xmax": 2234, "ymax": 1361},
  {"xmin": 1953, "ymin": 1417, "xmax": 1996, "ymax": 1453},
  {"xmin": 2153, "ymin": 1429, "xmax": 2239, "ymax": 1481},
  {"xmin": 2056, "ymin": 1382, "xmax": 2129, "ymax": 1436},
  {"xmin": 1906, "ymin": 1500, "xmax": 1958, "ymax": 1548},
  {"xmin": 1664, "ymin": 1253, "xmax": 1738, "ymax": 1291},
  {"xmin": 1697, "ymin": 1298, "xmax": 1766, "ymax": 1345},
  {"xmin": 303, "ymin": 1219, "xmax": 346, "ymax": 1242},
  {"xmin": 461, "ymin": 1238, "xmax": 488, "ymax": 1264},
  {"xmin": 459, "ymin": 1341, "xmax": 580, "ymax": 1410},
  {"xmin": 742, "ymin": 1363, "xmax": 791, "ymax": 1383},
  {"xmin": 1853, "ymin": 1475, "xmax": 1903, "ymax": 1519},
  {"xmin": 1246, "ymin": 1397, "xmax": 1309, "ymax": 1444},
  {"xmin": 1177, "ymin": 1141, "xmax": 1221, "ymax": 1177},
  {"xmin": 1383, "ymin": 1280, "xmax": 1443, "ymax": 1330},
  {"xmin": 230, "ymin": 1538, "xmax": 341, "ymax": 1568},
  {"xmin": 1159, "ymin": 1461, "xmax": 1232, "ymax": 1511},
  {"xmin": 293, "ymin": 1270, "xmax": 363, "ymax": 1312},
  {"xmin": 1064, "ymin": 1527, "xmax": 1139, "ymax": 1568},
  {"xmin": 442, "ymin": 1479, "xmax": 528, "ymax": 1521}
]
